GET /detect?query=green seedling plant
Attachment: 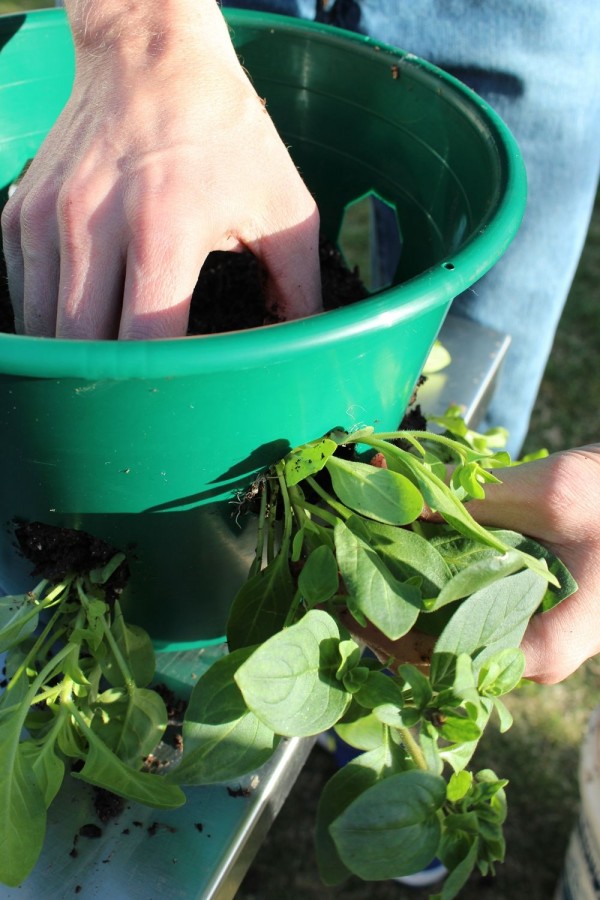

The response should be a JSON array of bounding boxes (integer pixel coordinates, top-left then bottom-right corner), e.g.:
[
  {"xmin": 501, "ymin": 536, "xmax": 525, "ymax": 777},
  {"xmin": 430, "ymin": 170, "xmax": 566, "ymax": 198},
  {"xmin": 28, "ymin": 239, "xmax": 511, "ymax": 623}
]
[
  {"xmin": 0, "ymin": 418, "xmax": 574, "ymax": 895},
  {"xmin": 167, "ymin": 422, "xmax": 575, "ymax": 899},
  {"xmin": 0, "ymin": 554, "xmax": 185, "ymax": 887}
]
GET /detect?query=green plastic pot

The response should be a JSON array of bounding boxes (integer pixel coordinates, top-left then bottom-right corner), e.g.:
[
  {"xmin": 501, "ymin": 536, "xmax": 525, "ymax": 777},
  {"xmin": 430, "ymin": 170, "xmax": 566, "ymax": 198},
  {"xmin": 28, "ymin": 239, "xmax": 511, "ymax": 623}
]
[{"xmin": 0, "ymin": 9, "xmax": 526, "ymax": 649}]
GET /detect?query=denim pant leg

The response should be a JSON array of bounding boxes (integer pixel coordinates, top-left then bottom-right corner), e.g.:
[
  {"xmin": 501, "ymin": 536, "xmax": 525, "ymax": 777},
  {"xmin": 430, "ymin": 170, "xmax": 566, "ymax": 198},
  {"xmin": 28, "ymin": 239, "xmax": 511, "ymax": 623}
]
[{"xmin": 224, "ymin": 0, "xmax": 600, "ymax": 454}]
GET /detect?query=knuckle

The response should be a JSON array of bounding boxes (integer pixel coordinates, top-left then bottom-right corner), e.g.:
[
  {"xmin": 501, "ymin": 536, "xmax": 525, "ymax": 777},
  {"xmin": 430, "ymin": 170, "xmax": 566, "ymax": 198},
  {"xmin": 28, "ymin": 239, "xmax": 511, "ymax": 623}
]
[
  {"xmin": 126, "ymin": 188, "xmax": 163, "ymax": 235},
  {"xmin": 56, "ymin": 178, "xmax": 89, "ymax": 227},
  {"xmin": 16, "ymin": 187, "xmax": 57, "ymax": 249}
]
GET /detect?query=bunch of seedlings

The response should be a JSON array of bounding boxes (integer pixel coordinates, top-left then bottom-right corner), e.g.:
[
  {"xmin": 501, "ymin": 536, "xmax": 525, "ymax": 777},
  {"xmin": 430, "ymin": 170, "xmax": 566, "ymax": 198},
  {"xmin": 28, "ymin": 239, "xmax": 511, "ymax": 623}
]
[{"xmin": 0, "ymin": 416, "xmax": 575, "ymax": 897}]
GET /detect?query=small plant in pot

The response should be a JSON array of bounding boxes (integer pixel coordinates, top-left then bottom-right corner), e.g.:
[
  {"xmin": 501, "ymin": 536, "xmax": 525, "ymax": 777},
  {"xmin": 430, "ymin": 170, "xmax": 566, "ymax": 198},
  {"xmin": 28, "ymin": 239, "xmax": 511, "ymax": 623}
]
[{"xmin": 0, "ymin": 413, "xmax": 574, "ymax": 896}]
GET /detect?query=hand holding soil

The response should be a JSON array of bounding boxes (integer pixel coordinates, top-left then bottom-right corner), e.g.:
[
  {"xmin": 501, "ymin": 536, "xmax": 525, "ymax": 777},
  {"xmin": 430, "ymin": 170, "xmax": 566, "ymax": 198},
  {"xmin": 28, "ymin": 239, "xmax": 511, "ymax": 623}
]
[{"xmin": 0, "ymin": 0, "xmax": 321, "ymax": 339}]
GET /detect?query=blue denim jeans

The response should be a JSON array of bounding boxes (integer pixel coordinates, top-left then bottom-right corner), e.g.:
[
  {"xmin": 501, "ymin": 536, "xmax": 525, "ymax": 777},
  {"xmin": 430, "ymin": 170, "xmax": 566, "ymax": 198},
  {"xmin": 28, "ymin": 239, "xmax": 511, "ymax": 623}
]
[{"xmin": 225, "ymin": 0, "xmax": 600, "ymax": 454}]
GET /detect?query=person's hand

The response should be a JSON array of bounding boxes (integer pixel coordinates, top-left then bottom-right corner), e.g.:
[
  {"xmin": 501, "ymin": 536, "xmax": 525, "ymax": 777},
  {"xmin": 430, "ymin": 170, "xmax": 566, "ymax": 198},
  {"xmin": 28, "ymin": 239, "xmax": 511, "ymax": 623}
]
[
  {"xmin": 466, "ymin": 445, "xmax": 600, "ymax": 683},
  {"xmin": 1, "ymin": 0, "xmax": 321, "ymax": 339},
  {"xmin": 339, "ymin": 446, "xmax": 600, "ymax": 685}
]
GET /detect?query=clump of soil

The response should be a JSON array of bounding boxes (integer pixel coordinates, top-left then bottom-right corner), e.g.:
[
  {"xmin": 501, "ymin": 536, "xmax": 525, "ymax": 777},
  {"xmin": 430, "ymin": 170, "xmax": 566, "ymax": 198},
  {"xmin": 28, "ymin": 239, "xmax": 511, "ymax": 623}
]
[
  {"xmin": 93, "ymin": 788, "xmax": 126, "ymax": 823},
  {"xmin": 0, "ymin": 238, "xmax": 368, "ymax": 336},
  {"xmin": 14, "ymin": 520, "xmax": 129, "ymax": 600}
]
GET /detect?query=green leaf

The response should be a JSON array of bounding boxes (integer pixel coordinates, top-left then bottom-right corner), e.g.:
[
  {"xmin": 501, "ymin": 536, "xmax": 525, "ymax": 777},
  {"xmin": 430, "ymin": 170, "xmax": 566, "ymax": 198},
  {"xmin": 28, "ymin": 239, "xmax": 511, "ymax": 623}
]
[
  {"xmin": 346, "ymin": 515, "xmax": 451, "ymax": 599},
  {"xmin": 419, "ymin": 721, "xmax": 443, "ymax": 775},
  {"xmin": 330, "ymin": 769, "xmax": 446, "ymax": 880},
  {"xmin": 342, "ymin": 666, "xmax": 370, "ymax": 693},
  {"xmin": 92, "ymin": 687, "xmax": 168, "ymax": 767},
  {"xmin": 290, "ymin": 516, "xmax": 338, "ymax": 561},
  {"xmin": 74, "ymin": 734, "xmax": 185, "ymax": 809},
  {"xmin": 437, "ymin": 713, "xmax": 481, "ymax": 744},
  {"xmin": 170, "ymin": 648, "xmax": 278, "ymax": 785},
  {"xmin": 335, "ymin": 522, "xmax": 421, "ymax": 640},
  {"xmin": 431, "ymin": 549, "xmax": 525, "ymax": 610},
  {"xmin": 0, "ymin": 712, "xmax": 47, "ymax": 887},
  {"xmin": 354, "ymin": 670, "xmax": 406, "ymax": 711},
  {"xmin": 0, "ymin": 593, "xmax": 39, "ymax": 652},
  {"xmin": 95, "ymin": 601, "xmax": 156, "ymax": 687},
  {"xmin": 433, "ymin": 569, "xmax": 549, "ymax": 669},
  {"xmin": 423, "ymin": 340, "xmax": 452, "ymax": 374},
  {"xmin": 447, "ymin": 770, "xmax": 473, "ymax": 803},
  {"xmin": 226, "ymin": 554, "xmax": 295, "ymax": 652},
  {"xmin": 234, "ymin": 609, "xmax": 351, "ymax": 736},
  {"xmin": 492, "ymin": 697, "xmax": 514, "ymax": 733},
  {"xmin": 334, "ymin": 706, "xmax": 386, "ymax": 752},
  {"xmin": 284, "ymin": 438, "xmax": 338, "ymax": 486},
  {"xmin": 451, "ymin": 654, "xmax": 480, "ymax": 706},
  {"xmin": 398, "ymin": 663, "xmax": 433, "ymax": 709},
  {"xmin": 383, "ymin": 451, "xmax": 558, "ymax": 586},
  {"xmin": 452, "ymin": 462, "xmax": 502, "ymax": 502},
  {"xmin": 326, "ymin": 456, "xmax": 424, "ymax": 526},
  {"xmin": 335, "ymin": 639, "xmax": 362, "ymax": 681},
  {"xmin": 315, "ymin": 743, "xmax": 403, "ymax": 884},
  {"xmin": 20, "ymin": 738, "xmax": 66, "ymax": 808},
  {"xmin": 440, "ymin": 700, "xmax": 493, "ymax": 773},
  {"xmin": 437, "ymin": 840, "xmax": 479, "ymax": 900},
  {"xmin": 478, "ymin": 648, "xmax": 526, "ymax": 697},
  {"xmin": 298, "ymin": 544, "xmax": 340, "ymax": 606},
  {"xmin": 57, "ymin": 716, "xmax": 86, "ymax": 759},
  {"xmin": 385, "ymin": 449, "xmax": 507, "ymax": 544},
  {"xmin": 489, "ymin": 529, "xmax": 577, "ymax": 612}
]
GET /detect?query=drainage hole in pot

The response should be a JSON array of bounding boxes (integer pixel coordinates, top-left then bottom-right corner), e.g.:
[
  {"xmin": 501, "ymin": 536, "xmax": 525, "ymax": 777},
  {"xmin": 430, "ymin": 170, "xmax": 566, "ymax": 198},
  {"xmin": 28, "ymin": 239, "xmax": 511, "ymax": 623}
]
[{"xmin": 338, "ymin": 191, "xmax": 403, "ymax": 293}]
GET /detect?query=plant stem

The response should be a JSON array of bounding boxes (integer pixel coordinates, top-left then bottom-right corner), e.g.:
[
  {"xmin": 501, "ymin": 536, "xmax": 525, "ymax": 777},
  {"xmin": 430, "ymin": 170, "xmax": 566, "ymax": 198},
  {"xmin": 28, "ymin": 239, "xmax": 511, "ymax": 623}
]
[
  {"xmin": 89, "ymin": 552, "xmax": 126, "ymax": 585},
  {"xmin": 358, "ymin": 431, "xmax": 469, "ymax": 462},
  {"xmin": 399, "ymin": 725, "xmax": 428, "ymax": 771},
  {"xmin": 302, "ymin": 501, "xmax": 339, "ymax": 529},
  {"xmin": 287, "ymin": 483, "xmax": 310, "ymax": 531},
  {"xmin": 265, "ymin": 478, "xmax": 280, "ymax": 564},
  {"xmin": 76, "ymin": 581, "xmax": 136, "ymax": 693},
  {"xmin": 275, "ymin": 462, "xmax": 293, "ymax": 551},
  {"xmin": 249, "ymin": 478, "xmax": 269, "ymax": 578},
  {"xmin": 6, "ymin": 589, "xmax": 72, "ymax": 694},
  {"xmin": 305, "ymin": 475, "xmax": 351, "ymax": 520},
  {"xmin": 283, "ymin": 588, "xmax": 303, "ymax": 629},
  {"xmin": 11, "ymin": 643, "xmax": 74, "ymax": 736}
]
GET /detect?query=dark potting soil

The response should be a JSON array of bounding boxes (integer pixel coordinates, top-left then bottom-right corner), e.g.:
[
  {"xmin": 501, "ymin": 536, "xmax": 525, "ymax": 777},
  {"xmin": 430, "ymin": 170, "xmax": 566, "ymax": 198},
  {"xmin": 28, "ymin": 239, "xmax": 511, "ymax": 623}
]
[
  {"xmin": 14, "ymin": 520, "xmax": 129, "ymax": 600},
  {"xmin": 92, "ymin": 787, "xmax": 126, "ymax": 823},
  {"xmin": 0, "ymin": 237, "xmax": 368, "ymax": 336}
]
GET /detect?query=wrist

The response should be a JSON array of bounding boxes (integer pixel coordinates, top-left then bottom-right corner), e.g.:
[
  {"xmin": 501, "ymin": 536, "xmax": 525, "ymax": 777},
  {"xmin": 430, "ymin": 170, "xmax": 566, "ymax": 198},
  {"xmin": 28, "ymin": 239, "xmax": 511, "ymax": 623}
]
[{"xmin": 64, "ymin": 0, "xmax": 232, "ymax": 61}]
